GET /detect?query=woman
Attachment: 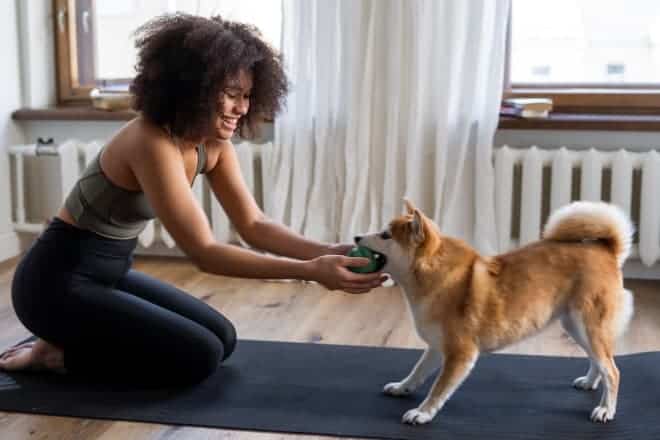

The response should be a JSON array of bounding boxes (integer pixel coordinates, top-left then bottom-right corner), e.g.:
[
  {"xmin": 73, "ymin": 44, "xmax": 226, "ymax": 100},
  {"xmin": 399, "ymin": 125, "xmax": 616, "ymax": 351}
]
[{"xmin": 0, "ymin": 14, "xmax": 384, "ymax": 386}]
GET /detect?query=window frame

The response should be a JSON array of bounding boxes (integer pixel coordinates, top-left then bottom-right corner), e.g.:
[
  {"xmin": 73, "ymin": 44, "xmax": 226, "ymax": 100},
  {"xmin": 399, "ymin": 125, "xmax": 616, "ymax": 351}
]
[
  {"xmin": 53, "ymin": 0, "xmax": 660, "ymax": 114},
  {"xmin": 503, "ymin": 5, "xmax": 660, "ymax": 116},
  {"xmin": 54, "ymin": 0, "xmax": 97, "ymax": 103}
]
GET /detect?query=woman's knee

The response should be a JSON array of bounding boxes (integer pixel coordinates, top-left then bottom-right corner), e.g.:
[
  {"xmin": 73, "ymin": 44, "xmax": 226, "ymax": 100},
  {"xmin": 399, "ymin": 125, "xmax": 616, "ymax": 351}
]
[
  {"xmin": 197, "ymin": 308, "xmax": 236, "ymax": 361},
  {"xmin": 212, "ymin": 314, "xmax": 236, "ymax": 361},
  {"xmin": 179, "ymin": 331, "xmax": 225, "ymax": 384}
]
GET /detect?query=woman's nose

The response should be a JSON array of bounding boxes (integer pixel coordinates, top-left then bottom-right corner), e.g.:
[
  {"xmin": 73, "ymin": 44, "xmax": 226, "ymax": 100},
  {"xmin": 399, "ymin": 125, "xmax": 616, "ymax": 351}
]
[{"xmin": 235, "ymin": 97, "xmax": 249, "ymax": 115}]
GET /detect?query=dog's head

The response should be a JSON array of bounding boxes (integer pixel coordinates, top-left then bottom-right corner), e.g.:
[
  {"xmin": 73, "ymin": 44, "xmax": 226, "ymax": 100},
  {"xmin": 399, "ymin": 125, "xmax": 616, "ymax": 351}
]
[{"xmin": 355, "ymin": 199, "xmax": 441, "ymax": 282}]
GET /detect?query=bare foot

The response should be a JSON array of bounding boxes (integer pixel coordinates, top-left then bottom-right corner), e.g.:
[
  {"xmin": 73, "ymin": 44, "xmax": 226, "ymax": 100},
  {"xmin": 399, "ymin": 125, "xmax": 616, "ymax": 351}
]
[{"xmin": 0, "ymin": 339, "xmax": 66, "ymax": 373}]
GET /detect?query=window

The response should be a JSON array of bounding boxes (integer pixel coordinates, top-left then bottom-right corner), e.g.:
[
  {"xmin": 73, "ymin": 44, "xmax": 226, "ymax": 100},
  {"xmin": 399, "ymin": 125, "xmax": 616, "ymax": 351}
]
[
  {"xmin": 507, "ymin": 0, "xmax": 660, "ymax": 113},
  {"xmin": 54, "ymin": 0, "xmax": 282, "ymax": 103},
  {"xmin": 54, "ymin": 0, "xmax": 660, "ymax": 115}
]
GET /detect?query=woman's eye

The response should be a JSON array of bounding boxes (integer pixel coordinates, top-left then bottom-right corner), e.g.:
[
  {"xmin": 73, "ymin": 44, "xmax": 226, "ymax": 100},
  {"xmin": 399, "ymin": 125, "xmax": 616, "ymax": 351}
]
[{"xmin": 380, "ymin": 230, "xmax": 392, "ymax": 240}]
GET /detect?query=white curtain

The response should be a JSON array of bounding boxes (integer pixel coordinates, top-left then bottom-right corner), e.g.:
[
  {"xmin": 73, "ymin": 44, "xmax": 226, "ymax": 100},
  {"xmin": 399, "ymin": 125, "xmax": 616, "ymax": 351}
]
[{"xmin": 263, "ymin": 0, "xmax": 510, "ymax": 254}]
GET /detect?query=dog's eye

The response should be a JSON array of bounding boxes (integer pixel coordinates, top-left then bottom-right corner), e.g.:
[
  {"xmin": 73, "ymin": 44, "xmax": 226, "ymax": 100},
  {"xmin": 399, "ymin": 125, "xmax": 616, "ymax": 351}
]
[{"xmin": 380, "ymin": 230, "xmax": 392, "ymax": 240}]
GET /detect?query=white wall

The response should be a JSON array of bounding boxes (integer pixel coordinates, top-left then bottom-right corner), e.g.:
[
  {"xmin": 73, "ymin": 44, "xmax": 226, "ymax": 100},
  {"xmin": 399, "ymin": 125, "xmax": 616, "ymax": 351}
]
[
  {"xmin": 0, "ymin": 1, "xmax": 26, "ymax": 262},
  {"xmin": 17, "ymin": 0, "xmax": 56, "ymax": 107}
]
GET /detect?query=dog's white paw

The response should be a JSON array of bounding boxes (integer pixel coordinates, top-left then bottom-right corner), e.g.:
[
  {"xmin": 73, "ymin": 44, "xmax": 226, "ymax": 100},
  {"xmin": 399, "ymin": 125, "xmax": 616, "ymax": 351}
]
[
  {"xmin": 402, "ymin": 408, "xmax": 434, "ymax": 425},
  {"xmin": 383, "ymin": 381, "xmax": 413, "ymax": 396},
  {"xmin": 590, "ymin": 405, "xmax": 615, "ymax": 423},
  {"xmin": 573, "ymin": 376, "xmax": 599, "ymax": 390}
]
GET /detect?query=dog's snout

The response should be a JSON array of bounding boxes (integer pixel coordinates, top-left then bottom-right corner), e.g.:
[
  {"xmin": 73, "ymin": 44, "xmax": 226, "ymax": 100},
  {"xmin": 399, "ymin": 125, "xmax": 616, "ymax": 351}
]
[{"xmin": 354, "ymin": 235, "xmax": 363, "ymax": 244}]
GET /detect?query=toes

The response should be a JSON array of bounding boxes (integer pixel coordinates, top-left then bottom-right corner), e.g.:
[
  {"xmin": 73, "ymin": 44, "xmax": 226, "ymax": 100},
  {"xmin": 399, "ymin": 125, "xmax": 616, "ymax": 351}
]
[
  {"xmin": 590, "ymin": 406, "xmax": 615, "ymax": 423},
  {"xmin": 0, "ymin": 346, "xmax": 32, "ymax": 362},
  {"xmin": 0, "ymin": 349, "xmax": 34, "ymax": 371},
  {"xmin": 0, "ymin": 342, "xmax": 66, "ymax": 373},
  {"xmin": 402, "ymin": 408, "xmax": 434, "ymax": 425},
  {"xmin": 0, "ymin": 343, "xmax": 34, "ymax": 360},
  {"xmin": 383, "ymin": 382, "xmax": 411, "ymax": 396}
]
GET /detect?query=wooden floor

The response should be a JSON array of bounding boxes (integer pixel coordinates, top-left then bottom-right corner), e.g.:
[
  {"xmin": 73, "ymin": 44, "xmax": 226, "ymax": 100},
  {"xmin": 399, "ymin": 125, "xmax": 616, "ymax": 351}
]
[{"xmin": 1, "ymin": 256, "xmax": 659, "ymax": 440}]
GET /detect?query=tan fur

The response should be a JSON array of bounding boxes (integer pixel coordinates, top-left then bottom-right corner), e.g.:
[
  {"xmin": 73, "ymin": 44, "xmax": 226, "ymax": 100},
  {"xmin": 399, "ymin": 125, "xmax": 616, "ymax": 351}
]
[{"xmin": 360, "ymin": 199, "xmax": 634, "ymax": 425}]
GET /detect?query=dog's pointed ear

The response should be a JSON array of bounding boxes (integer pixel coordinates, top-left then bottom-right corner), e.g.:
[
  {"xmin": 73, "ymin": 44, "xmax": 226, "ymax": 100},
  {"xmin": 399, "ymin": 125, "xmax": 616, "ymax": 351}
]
[
  {"xmin": 403, "ymin": 198, "xmax": 416, "ymax": 215},
  {"xmin": 411, "ymin": 209, "xmax": 425, "ymax": 243}
]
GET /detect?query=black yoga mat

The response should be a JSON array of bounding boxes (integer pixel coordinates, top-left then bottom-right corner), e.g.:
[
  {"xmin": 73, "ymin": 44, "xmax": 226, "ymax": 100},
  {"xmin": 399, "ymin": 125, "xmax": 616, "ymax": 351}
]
[{"xmin": 0, "ymin": 339, "xmax": 659, "ymax": 440}]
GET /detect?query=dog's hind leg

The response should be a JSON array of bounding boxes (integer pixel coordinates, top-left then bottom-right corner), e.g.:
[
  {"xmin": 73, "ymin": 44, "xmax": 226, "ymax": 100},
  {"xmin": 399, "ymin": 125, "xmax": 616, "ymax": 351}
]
[
  {"xmin": 401, "ymin": 344, "xmax": 479, "ymax": 425},
  {"xmin": 583, "ymin": 319, "xmax": 620, "ymax": 423},
  {"xmin": 561, "ymin": 313, "xmax": 602, "ymax": 390},
  {"xmin": 565, "ymin": 291, "xmax": 620, "ymax": 423},
  {"xmin": 384, "ymin": 347, "xmax": 442, "ymax": 397}
]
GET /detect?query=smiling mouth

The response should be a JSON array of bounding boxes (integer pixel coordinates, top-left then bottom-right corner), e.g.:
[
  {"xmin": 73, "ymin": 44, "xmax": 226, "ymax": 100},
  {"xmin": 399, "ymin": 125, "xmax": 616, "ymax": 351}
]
[{"xmin": 221, "ymin": 116, "xmax": 238, "ymax": 130}]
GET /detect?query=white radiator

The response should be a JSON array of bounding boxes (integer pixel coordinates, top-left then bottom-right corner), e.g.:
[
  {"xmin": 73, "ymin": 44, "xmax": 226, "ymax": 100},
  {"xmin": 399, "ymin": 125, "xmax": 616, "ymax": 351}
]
[
  {"xmin": 7, "ymin": 139, "xmax": 266, "ymax": 255},
  {"xmin": 9, "ymin": 142, "xmax": 660, "ymax": 277},
  {"xmin": 495, "ymin": 146, "xmax": 660, "ymax": 272}
]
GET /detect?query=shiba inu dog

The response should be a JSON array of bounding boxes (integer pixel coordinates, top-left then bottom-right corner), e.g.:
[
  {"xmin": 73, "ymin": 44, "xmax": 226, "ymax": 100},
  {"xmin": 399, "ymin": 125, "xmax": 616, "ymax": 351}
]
[{"xmin": 356, "ymin": 199, "xmax": 634, "ymax": 425}]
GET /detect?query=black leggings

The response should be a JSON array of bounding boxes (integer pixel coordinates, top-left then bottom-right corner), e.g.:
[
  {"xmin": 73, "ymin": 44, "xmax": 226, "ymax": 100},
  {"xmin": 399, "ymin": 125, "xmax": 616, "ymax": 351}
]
[{"xmin": 11, "ymin": 218, "xmax": 236, "ymax": 386}]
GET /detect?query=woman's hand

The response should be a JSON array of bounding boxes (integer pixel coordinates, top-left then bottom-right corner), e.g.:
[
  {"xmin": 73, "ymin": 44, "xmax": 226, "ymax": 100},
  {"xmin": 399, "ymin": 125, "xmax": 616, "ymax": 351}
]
[
  {"xmin": 307, "ymin": 255, "xmax": 387, "ymax": 294},
  {"xmin": 324, "ymin": 243, "xmax": 355, "ymax": 256}
]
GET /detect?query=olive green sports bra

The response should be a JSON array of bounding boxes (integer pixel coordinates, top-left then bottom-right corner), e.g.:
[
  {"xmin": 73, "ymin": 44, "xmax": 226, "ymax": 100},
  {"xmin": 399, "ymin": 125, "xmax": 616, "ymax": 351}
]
[{"xmin": 64, "ymin": 143, "xmax": 206, "ymax": 240}]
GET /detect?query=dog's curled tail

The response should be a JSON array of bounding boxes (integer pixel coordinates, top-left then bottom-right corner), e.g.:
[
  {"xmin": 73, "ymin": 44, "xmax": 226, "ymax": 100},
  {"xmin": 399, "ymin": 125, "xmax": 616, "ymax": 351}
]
[{"xmin": 543, "ymin": 201, "xmax": 634, "ymax": 267}]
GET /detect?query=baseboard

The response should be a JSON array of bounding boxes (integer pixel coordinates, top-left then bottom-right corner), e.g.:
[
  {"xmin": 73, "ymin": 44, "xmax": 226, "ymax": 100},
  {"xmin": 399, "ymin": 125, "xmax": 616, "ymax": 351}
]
[
  {"xmin": 624, "ymin": 260, "xmax": 660, "ymax": 280},
  {"xmin": 0, "ymin": 232, "xmax": 21, "ymax": 263}
]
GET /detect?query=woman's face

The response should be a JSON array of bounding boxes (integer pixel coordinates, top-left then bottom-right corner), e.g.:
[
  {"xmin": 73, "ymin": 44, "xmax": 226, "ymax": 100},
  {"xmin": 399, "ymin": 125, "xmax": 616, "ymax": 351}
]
[{"xmin": 216, "ymin": 70, "xmax": 253, "ymax": 140}]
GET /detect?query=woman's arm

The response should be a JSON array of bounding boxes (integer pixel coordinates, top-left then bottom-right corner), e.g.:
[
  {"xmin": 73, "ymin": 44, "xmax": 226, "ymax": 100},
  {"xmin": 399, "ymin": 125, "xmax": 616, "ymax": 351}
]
[
  {"xmin": 239, "ymin": 218, "xmax": 337, "ymax": 260},
  {"xmin": 206, "ymin": 142, "xmax": 341, "ymax": 259},
  {"xmin": 132, "ymin": 137, "xmax": 381, "ymax": 292}
]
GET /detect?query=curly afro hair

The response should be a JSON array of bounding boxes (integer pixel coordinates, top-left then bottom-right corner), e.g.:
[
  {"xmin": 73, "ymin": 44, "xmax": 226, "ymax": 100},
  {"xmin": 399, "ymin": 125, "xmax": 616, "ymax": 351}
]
[{"xmin": 130, "ymin": 13, "xmax": 288, "ymax": 141}]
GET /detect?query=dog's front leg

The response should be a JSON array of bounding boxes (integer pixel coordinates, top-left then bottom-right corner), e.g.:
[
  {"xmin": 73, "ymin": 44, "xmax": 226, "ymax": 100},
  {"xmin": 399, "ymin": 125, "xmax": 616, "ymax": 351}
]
[
  {"xmin": 384, "ymin": 347, "xmax": 442, "ymax": 396},
  {"xmin": 402, "ymin": 346, "xmax": 479, "ymax": 425}
]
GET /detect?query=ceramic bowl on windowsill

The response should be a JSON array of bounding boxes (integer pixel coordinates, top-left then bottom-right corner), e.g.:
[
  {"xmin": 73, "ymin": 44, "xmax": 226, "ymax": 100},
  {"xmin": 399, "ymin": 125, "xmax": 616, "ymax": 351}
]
[{"xmin": 90, "ymin": 88, "xmax": 133, "ymax": 111}]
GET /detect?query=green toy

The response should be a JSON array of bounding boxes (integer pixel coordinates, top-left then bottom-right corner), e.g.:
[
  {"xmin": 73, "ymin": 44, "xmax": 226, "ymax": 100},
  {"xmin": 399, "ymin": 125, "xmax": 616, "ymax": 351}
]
[{"xmin": 346, "ymin": 246, "xmax": 387, "ymax": 273}]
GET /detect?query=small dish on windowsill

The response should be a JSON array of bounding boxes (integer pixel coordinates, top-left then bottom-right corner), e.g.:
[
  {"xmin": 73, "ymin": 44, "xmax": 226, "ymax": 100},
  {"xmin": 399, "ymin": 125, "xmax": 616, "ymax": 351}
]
[
  {"xmin": 90, "ymin": 88, "xmax": 133, "ymax": 111},
  {"xmin": 501, "ymin": 97, "xmax": 553, "ymax": 119}
]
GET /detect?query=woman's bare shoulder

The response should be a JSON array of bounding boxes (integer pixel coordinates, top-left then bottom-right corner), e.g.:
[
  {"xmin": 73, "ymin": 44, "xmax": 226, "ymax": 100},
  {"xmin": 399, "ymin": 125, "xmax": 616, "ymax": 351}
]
[
  {"xmin": 204, "ymin": 139, "xmax": 234, "ymax": 171},
  {"xmin": 100, "ymin": 118, "xmax": 182, "ymax": 185},
  {"xmin": 104, "ymin": 117, "xmax": 172, "ymax": 154},
  {"xmin": 132, "ymin": 118, "xmax": 174, "ymax": 149},
  {"xmin": 117, "ymin": 117, "xmax": 179, "ymax": 162},
  {"xmin": 95, "ymin": 118, "xmax": 179, "ymax": 190}
]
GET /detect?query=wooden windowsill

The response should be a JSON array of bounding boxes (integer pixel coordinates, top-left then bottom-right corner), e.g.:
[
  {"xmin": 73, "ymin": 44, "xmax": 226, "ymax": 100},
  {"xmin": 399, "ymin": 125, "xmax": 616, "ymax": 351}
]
[
  {"xmin": 12, "ymin": 106, "xmax": 660, "ymax": 132},
  {"xmin": 10, "ymin": 106, "xmax": 275, "ymax": 125},
  {"xmin": 499, "ymin": 112, "xmax": 660, "ymax": 131},
  {"xmin": 12, "ymin": 106, "xmax": 137, "ymax": 122}
]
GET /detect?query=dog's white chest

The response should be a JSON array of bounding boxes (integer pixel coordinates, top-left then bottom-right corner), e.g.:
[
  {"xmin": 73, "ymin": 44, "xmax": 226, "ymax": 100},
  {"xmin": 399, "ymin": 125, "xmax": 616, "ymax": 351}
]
[{"xmin": 402, "ymin": 289, "xmax": 444, "ymax": 347}]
